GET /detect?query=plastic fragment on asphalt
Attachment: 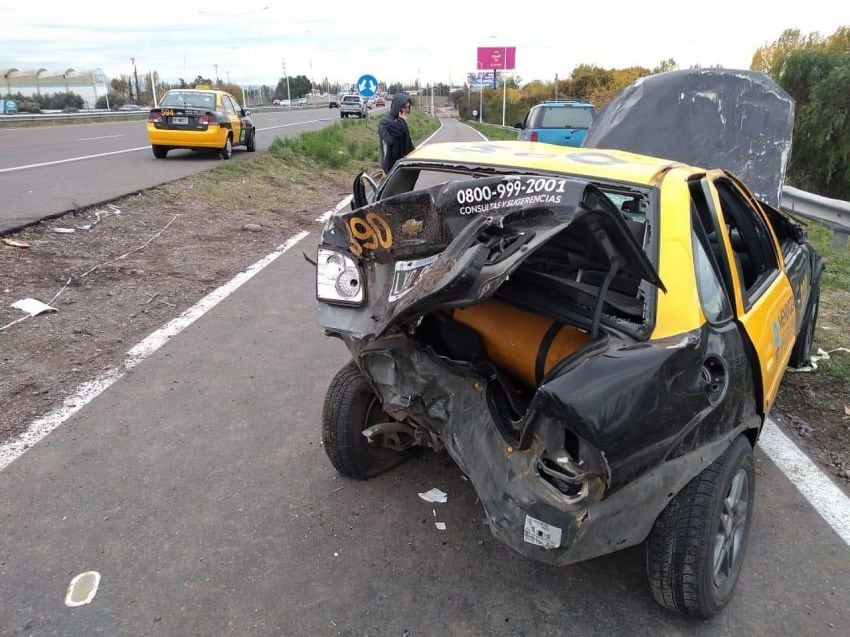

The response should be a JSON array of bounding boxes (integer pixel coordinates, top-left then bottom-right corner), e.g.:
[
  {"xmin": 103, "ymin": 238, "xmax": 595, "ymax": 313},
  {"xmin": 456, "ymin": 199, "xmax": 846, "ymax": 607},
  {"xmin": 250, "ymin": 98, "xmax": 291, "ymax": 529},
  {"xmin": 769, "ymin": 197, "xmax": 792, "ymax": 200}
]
[
  {"xmin": 11, "ymin": 298, "xmax": 58, "ymax": 317},
  {"xmin": 418, "ymin": 488, "xmax": 448, "ymax": 503},
  {"xmin": 2, "ymin": 238, "xmax": 30, "ymax": 248},
  {"xmin": 435, "ymin": 522, "xmax": 447, "ymax": 531},
  {"xmin": 52, "ymin": 227, "xmax": 75, "ymax": 234},
  {"xmin": 65, "ymin": 571, "xmax": 100, "ymax": 607}
]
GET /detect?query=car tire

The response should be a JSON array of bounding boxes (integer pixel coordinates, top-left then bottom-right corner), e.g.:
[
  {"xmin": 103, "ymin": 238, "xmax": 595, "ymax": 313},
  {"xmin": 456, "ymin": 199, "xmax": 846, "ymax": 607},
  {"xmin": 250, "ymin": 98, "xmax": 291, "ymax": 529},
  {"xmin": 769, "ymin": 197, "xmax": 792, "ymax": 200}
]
[
  {"xmin": 646, "ymin": 435, "xmax": 755, "ymax": 617},
  {"xmin": 220, "ymin": 135, "xmax": 233, "ymax": 160},
  {"xmin": 246, "ymin": 130, "xmax": 256, "ymax": 152},
  {"xmin": 151, "ymin": 145, "xmax": 168, "ymax": 159},
  {"xmin": 788, "ymin": 287, "xmax": 819, "ymax": 368},
  {"xmin": 321, "ymin": 361, "xmax": 415, "ymax": 480}
]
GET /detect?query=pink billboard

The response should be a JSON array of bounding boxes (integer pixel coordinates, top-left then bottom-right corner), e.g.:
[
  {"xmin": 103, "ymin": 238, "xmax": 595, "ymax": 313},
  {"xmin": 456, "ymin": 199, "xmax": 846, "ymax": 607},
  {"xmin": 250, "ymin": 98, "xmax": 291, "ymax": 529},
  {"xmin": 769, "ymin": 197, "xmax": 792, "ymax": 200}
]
[{"xmin": 477, "ymin": 47, "xmax": 516, "ymax": 70}]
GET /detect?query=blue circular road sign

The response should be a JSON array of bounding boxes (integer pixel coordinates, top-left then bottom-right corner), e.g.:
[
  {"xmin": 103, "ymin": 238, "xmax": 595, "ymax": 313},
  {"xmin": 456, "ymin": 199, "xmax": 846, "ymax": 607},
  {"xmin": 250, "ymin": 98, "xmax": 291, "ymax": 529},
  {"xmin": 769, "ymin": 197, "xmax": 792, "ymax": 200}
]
[{"xmin": 357, "ymin": 74, "xmax": 379, "ymax": 98}]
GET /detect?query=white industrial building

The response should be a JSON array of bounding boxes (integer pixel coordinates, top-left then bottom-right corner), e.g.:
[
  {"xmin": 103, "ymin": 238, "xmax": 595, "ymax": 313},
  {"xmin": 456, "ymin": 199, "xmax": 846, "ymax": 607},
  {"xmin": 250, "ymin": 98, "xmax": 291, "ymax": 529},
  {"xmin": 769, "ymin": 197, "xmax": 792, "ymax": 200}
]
[{"xmin": 1, "ymin": 68, "xmax": 109, "ymax": 108}]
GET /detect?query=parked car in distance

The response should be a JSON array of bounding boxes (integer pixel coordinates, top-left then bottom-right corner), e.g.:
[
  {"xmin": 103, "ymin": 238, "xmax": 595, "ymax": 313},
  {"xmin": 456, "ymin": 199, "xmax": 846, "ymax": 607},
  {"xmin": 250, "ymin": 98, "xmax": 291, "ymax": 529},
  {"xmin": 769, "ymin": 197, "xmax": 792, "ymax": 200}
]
[
  {"xmin": 339, "ymin": 94, "xmax": 368, "ymax": 118},
  {"xmin": 329, "ymin": 95, "xmax": 340, "ymax": 108},
  {"xmin": 374, "ymin": 96, "xmax": 385, "ymax": 107},
  {"xmin": 515, "ymin": 100, "xmax": 596, "ymax": 147},
  {"xmin": 146, "ymin": 89, "xmax": 256, "ymax": 159},
  {"xmin": 118, "ymin": 104, "xmax": 144, "ymax": 111}
]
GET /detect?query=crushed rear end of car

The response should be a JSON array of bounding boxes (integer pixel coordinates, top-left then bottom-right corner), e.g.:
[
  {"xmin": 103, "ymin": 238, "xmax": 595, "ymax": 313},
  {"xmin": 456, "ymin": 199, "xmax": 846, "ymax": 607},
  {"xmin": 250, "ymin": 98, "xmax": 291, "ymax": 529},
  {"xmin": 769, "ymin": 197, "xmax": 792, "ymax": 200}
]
[{"xmin": 315, "ymin": 175, "xmax": 752, "ymax": 564}]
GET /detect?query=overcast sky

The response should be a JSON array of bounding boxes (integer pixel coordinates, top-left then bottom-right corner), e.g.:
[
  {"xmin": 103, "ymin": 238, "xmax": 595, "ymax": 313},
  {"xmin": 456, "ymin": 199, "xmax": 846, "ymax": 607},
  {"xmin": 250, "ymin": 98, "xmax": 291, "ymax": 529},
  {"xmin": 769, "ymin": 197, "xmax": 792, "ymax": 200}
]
[{"xmin": 1, "ymin": 2, "xmax": 845, "ymax": 89}]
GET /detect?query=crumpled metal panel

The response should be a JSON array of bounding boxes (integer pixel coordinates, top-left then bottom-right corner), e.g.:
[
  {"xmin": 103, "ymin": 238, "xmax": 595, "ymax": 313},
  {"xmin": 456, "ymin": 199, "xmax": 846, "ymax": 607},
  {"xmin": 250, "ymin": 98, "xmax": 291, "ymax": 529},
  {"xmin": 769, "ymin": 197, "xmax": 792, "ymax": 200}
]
[{"xmin": 584, "ymin": 69, "xmax": 794, "ymax": 207}]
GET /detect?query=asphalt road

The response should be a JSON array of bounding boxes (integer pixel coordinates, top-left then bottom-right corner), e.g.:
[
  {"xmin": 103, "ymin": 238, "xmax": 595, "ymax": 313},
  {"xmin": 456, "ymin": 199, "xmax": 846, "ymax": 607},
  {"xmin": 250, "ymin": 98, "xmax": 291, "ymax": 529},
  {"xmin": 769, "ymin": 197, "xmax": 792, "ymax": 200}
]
[
  {"xmin": 0, "ymin": 106, "xmax": 383, "ymax": 233},
  {"xmin": 1, "ymin": 119, "xmax": 848, "ymax": 635}
]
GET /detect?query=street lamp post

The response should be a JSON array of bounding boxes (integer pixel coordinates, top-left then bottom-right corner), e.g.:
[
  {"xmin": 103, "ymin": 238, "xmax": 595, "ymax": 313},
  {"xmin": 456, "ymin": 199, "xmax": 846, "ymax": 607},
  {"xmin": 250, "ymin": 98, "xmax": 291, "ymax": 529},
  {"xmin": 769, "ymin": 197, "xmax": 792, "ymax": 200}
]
[
  {"xmin": 502, "ymin": 46, "xmax": 507, "ymax": 127},
  {"xmin": 213, "ymin": 64, "xmax": 219, "ymax": 87},
  {"xmin": 281, "ymin": 58, "xmax": 291, "ymax": 103},
  {"xmin": 130, "ymin": 57, "xmax": 140, "ymax": 105}
]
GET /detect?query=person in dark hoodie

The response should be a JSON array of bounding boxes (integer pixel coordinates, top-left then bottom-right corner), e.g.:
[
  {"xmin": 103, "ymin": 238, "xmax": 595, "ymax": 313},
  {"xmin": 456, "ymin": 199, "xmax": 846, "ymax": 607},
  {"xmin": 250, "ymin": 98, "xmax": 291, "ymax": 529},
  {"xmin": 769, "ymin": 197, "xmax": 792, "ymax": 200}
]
[{"xmin": 378, "ymin": 93, "xmax": 415, "ymax": 173}]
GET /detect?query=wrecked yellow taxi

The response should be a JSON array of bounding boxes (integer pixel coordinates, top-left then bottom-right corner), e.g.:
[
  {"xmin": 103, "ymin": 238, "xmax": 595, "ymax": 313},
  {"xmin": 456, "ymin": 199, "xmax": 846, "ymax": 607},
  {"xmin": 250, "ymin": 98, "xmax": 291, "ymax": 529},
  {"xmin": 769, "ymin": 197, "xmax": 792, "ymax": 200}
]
[{"xmin": 315, "ymin": 70, "xmax": 823, "ymax": 617}]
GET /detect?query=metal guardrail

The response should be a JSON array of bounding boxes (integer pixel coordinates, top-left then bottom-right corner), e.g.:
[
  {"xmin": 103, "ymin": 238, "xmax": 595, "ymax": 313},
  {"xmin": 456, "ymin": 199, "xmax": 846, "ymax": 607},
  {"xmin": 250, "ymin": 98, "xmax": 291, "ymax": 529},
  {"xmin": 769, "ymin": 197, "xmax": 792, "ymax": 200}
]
[
  {"xmin": 0, "ymin": 101, "xmax": 333, "ymax": 123},
  {"xmin": 780, "ymin": 185, "xmax": 850, "ymax": 248},
  {"xmin": 0, "ymin": 110, "xmax": 150, "ymax": 123}
]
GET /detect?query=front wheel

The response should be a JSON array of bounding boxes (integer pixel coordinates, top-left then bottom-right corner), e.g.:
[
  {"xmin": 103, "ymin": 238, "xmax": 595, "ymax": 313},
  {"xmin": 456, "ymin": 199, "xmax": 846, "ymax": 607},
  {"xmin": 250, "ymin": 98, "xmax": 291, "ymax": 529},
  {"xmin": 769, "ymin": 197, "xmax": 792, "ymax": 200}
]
[
  {"xmin": 220, "ymin": 135, "xmax": 233, "ymax": 160},
  {"xmin": 246, "ymin": 130, "xmax": 256, "ymax": 152},
  {"xmin": 321, "ymin": 361, "xmax": 415, "ymax": 480},
  {"xmin": 646, "ymin": 435, "xmax": 755, "ymax": 617},
  {"xmin": 151, "ymin": 145, "xmax": 168, "ymax": 159}
]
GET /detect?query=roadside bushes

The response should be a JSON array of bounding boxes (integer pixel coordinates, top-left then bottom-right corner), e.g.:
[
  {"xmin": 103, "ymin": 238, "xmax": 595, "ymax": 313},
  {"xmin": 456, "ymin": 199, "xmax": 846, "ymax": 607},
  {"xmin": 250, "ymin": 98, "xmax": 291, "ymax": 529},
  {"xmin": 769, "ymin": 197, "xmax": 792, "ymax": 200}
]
[{"xmin": 1, "ymin": 91, "xmax": 84, "ymax": 112}]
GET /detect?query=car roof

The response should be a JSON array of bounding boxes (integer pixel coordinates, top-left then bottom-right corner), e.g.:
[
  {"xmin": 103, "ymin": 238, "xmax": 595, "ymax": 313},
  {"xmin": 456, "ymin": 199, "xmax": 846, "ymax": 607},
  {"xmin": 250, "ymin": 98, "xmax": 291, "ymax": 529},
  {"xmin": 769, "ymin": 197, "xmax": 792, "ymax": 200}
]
[
  {"xmin": 535, "ymin": 100, "xmax": 594, "ymax": 107},
  {"xmin": 403, "ymin": 141, "xmax": 695, "ymax": 186}
]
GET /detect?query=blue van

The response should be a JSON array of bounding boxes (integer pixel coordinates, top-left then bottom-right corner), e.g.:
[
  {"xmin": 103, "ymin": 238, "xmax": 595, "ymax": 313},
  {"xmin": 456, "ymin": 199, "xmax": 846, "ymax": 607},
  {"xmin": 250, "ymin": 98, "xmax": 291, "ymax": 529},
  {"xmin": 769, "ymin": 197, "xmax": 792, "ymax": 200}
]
[{"xmin": 515, "ymin": 100, "xmax": 596, "ymax": 147}]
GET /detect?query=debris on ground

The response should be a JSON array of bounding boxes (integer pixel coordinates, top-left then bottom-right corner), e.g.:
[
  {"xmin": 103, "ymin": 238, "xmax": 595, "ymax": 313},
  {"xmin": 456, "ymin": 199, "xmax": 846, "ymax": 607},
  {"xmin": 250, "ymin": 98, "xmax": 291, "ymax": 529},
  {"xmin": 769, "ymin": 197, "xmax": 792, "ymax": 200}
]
[
  {"xmin": 418, "ymin": 488, "xmax": 448, "ymax": 503},
  {"xmin": 2, "ymin": 238, "xmax": 30, "ymax": 248}
]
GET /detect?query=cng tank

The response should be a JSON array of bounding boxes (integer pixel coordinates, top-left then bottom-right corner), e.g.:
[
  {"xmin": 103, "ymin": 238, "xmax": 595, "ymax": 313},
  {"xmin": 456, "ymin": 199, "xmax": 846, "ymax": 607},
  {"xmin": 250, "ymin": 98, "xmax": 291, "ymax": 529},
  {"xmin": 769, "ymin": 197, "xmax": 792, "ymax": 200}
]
[{"xmin": 453, "ymin": 300, "xmax": 591, "ymax": 388}]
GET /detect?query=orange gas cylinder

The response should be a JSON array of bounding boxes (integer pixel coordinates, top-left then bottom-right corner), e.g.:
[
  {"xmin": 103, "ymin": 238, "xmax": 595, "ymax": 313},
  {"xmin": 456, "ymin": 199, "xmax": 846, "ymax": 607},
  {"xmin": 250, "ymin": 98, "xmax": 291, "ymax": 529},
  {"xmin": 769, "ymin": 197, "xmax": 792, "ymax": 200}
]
[{"xmin": 453, "ymin": 300, "xmax": 591, "ymax": 387}]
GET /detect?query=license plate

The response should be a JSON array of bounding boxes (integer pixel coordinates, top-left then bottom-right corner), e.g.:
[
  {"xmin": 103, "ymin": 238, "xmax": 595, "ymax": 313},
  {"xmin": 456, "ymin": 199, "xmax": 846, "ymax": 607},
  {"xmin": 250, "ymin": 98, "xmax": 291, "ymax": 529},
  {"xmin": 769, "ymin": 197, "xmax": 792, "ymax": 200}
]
[{"xmin": 172, "ymin": 116, "xmax": 188, "ymax": 125}]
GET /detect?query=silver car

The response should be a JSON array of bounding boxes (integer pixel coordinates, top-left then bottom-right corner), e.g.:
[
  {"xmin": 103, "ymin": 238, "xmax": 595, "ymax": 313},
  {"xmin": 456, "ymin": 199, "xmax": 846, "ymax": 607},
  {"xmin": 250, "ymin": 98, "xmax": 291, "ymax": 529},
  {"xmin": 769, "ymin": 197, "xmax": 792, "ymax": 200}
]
[{"xmin": 339, "ymin": 94, "xmax": 367, "ymax": 119}]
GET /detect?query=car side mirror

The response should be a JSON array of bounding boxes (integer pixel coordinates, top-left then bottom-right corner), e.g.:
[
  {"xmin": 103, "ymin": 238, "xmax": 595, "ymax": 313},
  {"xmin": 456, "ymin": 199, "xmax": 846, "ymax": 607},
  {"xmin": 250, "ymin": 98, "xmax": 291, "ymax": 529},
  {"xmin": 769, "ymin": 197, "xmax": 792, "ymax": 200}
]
[
  {"xmin": 513, "ymin": 122, "xmax": 523, "ymax": 129},
  {"xmin": 243, "ymin": 109, "xmax": 251, "ymax": 116}
]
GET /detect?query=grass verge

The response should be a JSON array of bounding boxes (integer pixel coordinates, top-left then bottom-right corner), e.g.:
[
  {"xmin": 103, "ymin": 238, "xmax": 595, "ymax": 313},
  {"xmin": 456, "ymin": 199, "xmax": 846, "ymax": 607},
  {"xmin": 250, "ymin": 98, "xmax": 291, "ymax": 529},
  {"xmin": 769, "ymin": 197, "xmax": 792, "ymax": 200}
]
[{"xmin": 805, "ymin": 221, "xmax": 850, "ymax": 383}]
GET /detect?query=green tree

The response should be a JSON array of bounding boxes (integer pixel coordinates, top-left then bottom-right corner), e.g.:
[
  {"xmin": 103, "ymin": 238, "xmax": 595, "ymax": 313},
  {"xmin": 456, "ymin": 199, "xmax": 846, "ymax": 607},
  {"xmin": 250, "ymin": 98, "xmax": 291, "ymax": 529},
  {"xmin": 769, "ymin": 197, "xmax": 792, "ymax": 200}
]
[
  {"xmin": 785, "ymin": 55, "xmax": 850, "ymax": 199},
  {"xmin": 652, "ymin": 58, "xmax": 679, "ymax": 74}
]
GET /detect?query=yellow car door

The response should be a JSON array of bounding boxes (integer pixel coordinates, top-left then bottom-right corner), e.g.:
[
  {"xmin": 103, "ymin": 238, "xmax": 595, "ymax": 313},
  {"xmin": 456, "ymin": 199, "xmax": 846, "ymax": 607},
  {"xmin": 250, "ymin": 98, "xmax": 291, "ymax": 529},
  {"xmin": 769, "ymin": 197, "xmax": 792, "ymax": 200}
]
[
  {"xmin": 704, "ymin": 171, "xmax": 795, "ymax": 413},
  {"xmin": 220, "ymin": 94, "xmax": 241, "ymax": 145}
]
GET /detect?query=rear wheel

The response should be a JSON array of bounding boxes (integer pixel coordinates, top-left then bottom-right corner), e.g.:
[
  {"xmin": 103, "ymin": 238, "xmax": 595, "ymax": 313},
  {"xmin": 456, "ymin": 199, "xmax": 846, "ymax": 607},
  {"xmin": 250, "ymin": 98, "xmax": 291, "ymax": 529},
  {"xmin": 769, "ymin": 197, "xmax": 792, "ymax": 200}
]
[
  {"xmin": 789, "ymin": 287, "xmax": 819, "ymax": 368},
  {"xmin": 322, "ymin": 361, "xmax": 415, "ymax": 480},
  {"xmin": 151, "ymin": 145, "xmax": 168, "ymax": 159},
  {"xmin": 220, "ymin": 135, "xmax": 233, "ymax": 160},
  {"xmin": 646, "ymin": 436, "xmax": 755, "ymax": 617},
  {"xmin": 246, "ymin": 129, "xmax": 256, "ymax": 152}
]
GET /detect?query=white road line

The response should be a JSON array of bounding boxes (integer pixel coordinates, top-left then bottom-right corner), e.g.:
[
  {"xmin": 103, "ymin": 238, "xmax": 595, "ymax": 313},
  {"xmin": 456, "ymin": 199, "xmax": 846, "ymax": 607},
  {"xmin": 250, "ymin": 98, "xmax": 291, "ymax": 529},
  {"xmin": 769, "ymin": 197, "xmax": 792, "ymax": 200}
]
[
  {"xmin": 0, "ymin": 146, "xmax": 148, "ymax": 174},
  {"xmin": 0, "ymin": 231, "xmax": 309, "ymax": 471},
  {"xmin": 457, "ymin": 120, "xmax": 490, "ymax": 141},
  {"xmin": 316, "ymin": 195, "xmax": 353, "ymax": 223},
  {"xmin": 76, "ymin": 134, "xmax": 124, "ymax": 142},
  {"xmin": 759, "ymin": 420, "xmax": 850, "ymax": 545},
  {"xmin": 418, "ymin": 119, "xmax": 446, "ymax": 145}
]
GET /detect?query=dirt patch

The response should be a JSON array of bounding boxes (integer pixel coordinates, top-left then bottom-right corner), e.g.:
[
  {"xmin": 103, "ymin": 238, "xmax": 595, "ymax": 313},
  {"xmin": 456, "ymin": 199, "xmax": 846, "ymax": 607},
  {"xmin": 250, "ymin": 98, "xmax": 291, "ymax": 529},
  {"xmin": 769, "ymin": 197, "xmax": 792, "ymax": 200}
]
[
  {"xmin": 1, "ymin": 161, "xmax": 352, "ymax": 445},
  {"xmin": 774, "ymin": 372, "xmax": 850, "ymax": 494}
]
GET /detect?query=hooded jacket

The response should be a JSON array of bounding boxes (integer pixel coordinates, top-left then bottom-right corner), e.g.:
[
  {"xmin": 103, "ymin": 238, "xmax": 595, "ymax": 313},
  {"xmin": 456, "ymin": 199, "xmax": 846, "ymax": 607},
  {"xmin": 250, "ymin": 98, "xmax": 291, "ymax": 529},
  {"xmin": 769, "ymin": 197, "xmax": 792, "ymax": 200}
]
[{"xmin": 378, "ymin": 93, "xmax": 415, "ymax": 173}]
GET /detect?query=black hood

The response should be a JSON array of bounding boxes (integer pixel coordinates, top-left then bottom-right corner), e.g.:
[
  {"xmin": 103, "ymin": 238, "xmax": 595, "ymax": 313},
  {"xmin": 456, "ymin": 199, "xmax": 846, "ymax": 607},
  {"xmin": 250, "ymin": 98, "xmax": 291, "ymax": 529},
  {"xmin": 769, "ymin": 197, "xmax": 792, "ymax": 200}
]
[
  {"xmin": 389, "ymin": 93, "xmax": 411, "ymax": 117},
  {"xmin": 583, "ymin": 69, "xmax": 794, "ymax": 207}
]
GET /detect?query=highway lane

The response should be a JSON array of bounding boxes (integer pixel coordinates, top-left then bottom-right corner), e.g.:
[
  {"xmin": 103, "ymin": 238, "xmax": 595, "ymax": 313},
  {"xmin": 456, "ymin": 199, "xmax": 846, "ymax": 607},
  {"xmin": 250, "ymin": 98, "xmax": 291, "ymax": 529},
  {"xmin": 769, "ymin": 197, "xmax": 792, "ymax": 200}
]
[
  {"xmin": 0, "ymin": 107, "xmax": 383, "ymax": 233},
  {"xmin": 0, "ymin": 119, "xmax": 848, "ymax": 634}
]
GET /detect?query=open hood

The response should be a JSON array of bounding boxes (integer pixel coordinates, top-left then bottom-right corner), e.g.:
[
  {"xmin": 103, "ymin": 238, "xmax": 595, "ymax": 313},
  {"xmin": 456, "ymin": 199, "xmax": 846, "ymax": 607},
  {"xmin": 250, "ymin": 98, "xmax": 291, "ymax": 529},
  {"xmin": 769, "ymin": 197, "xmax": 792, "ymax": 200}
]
[
  {"xmin": 583, "ymin": 69, "xmax": 794, "ymax": 207},
  {"xmin": 317, "ymin": 175, "xmax": 664, "ymax": 339}
]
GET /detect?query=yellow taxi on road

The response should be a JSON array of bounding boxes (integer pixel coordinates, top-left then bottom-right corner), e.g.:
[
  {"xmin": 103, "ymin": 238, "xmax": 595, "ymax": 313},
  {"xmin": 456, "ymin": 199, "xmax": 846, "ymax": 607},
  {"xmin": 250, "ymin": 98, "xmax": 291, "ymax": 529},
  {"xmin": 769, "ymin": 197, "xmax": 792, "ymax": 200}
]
[{"xmin": 146, "ymin": 89, "xmax": 256, "ymax": 159}]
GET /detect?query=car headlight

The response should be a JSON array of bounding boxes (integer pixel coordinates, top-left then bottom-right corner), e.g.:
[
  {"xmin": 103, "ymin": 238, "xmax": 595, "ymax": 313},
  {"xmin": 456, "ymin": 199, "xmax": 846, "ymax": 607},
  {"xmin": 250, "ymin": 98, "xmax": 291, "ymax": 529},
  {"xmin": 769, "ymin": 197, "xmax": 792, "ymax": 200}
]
[{"xmin": 316, "ymin": 247, "xmax": 365, "ymax": 306}]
